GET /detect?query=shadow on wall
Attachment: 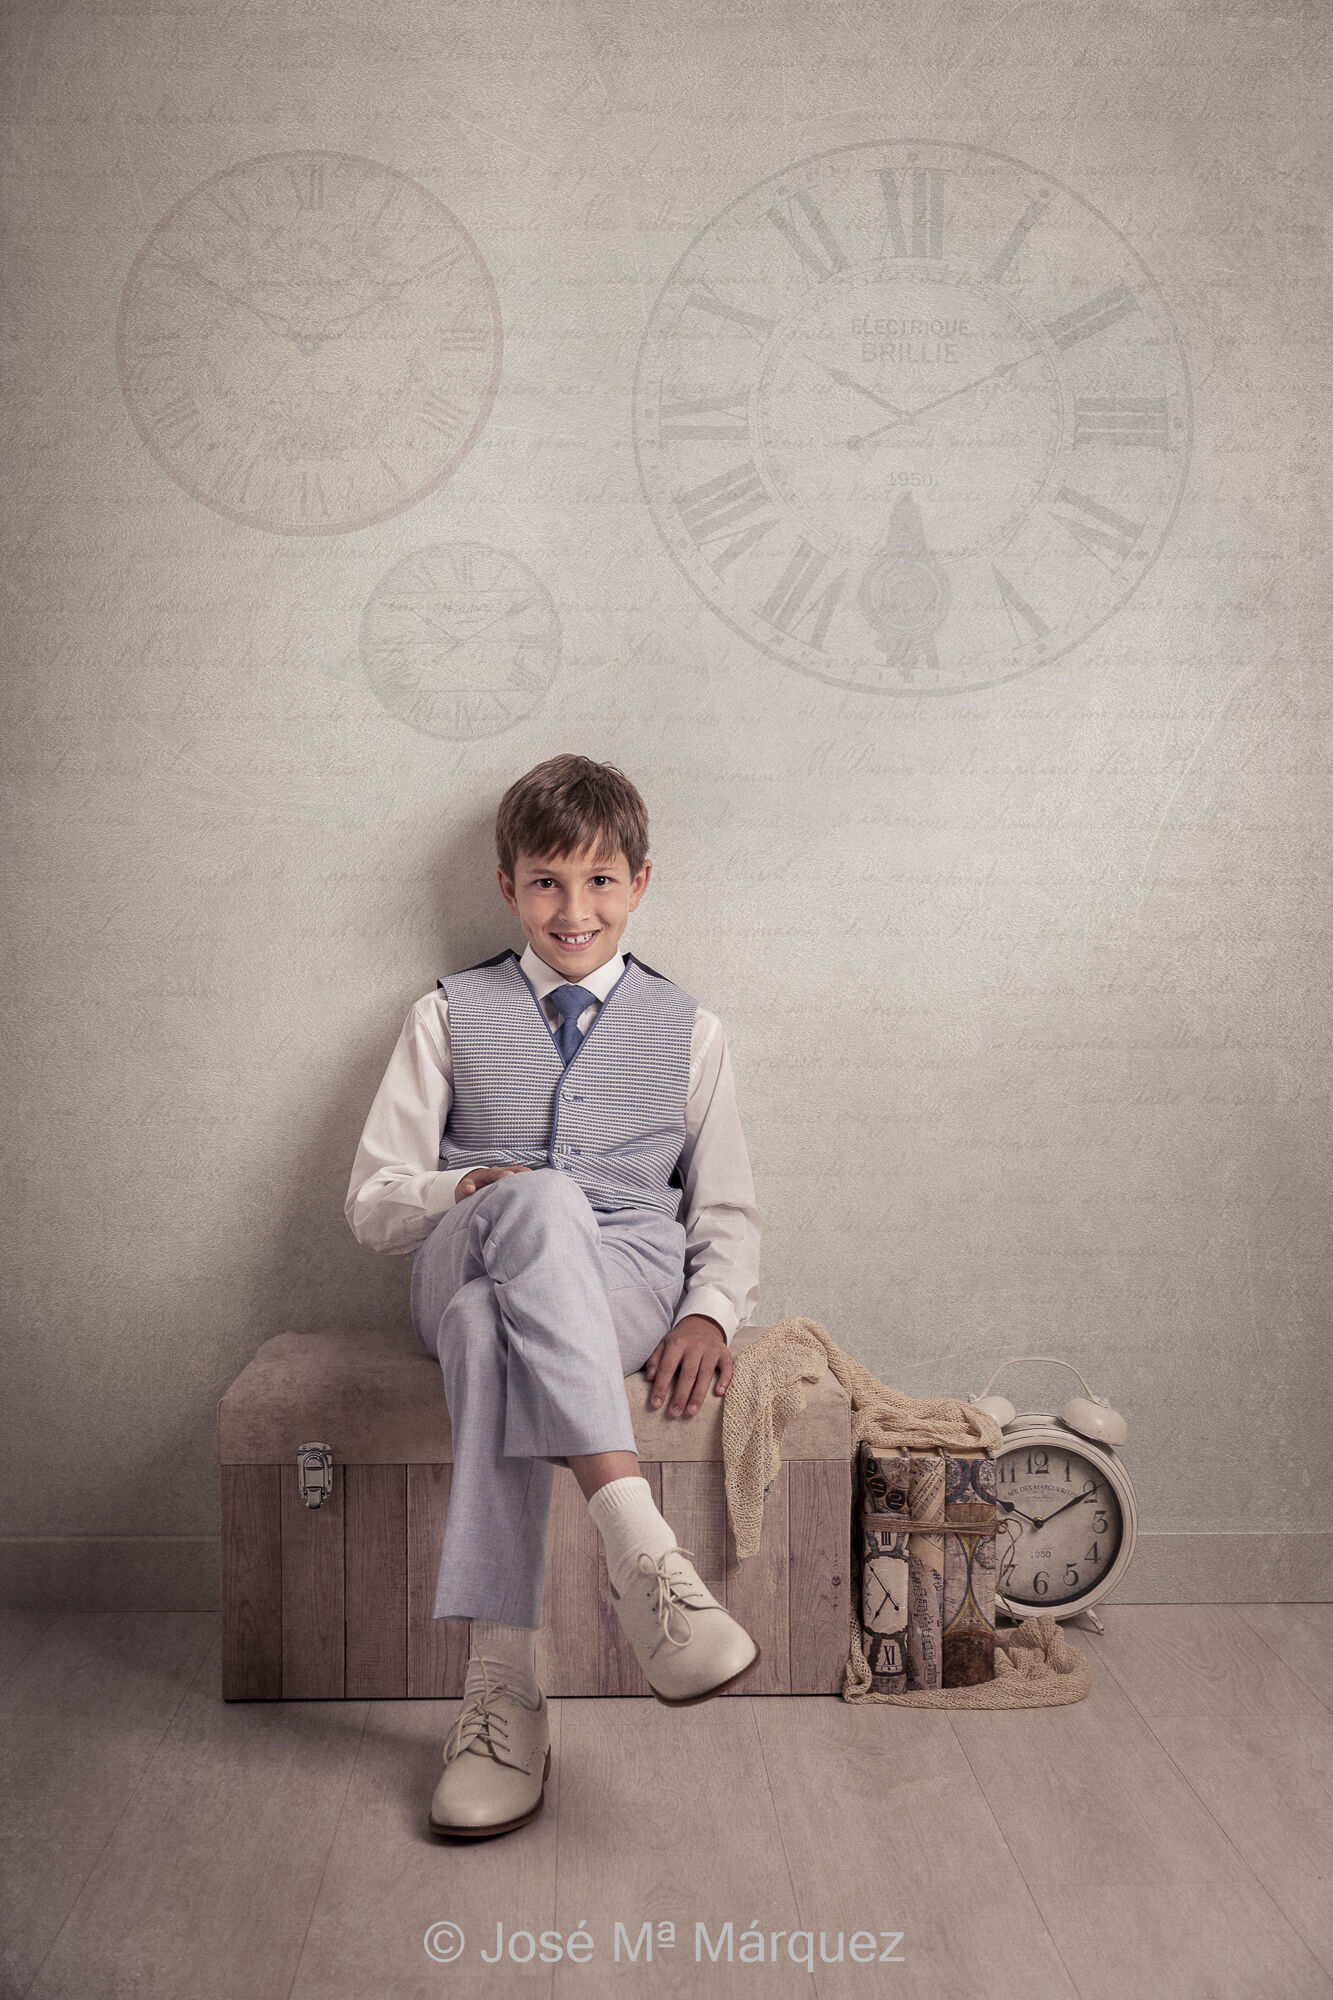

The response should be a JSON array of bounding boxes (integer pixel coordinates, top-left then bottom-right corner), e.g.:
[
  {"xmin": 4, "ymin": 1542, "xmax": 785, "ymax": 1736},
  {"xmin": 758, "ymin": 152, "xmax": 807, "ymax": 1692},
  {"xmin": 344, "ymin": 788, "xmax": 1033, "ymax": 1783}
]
[{"xmin": 235, "ymin": 805, "xmax": 511, "ymax": 1361}]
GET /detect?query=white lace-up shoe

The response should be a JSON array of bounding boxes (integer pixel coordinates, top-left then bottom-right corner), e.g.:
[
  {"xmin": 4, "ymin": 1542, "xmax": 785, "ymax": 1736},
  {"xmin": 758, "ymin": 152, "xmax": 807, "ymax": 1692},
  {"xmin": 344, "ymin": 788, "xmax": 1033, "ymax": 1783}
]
[
  {"xmin": 428, "ymin": 1660, "xmax": 551, "ymax": 1838},
  {"xmin": 609, "ymin": 1546, "xmax": 760, "ymax": 1704}
]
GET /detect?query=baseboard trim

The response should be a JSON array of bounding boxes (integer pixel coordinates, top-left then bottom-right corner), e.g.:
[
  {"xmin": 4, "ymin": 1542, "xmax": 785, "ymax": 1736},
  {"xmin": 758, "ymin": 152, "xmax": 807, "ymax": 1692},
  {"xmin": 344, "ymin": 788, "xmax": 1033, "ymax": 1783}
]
[
  {"xmin": 0, "ymin": 1531, "xmax": 1329, "ymax": 1613},
  {"xmin": 1100, "ymin": 1531, "xmax": 1333, "ymax": 1605},
  {"xmin": 0, "ymin": 1539, "xmax": 221, "ymax": 1611}
]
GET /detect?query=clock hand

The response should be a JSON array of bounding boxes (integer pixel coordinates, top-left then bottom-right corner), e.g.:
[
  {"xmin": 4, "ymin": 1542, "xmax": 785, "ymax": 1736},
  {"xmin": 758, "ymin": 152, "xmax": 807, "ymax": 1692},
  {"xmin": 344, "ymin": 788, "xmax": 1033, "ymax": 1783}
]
[
  {"xmin": 905, "ymin": 346, "xmax": 1046, "ymax": 420},
  {"xmin": 153, "ymin": 250, "xmax": 404, "ymax": 359},
  {"xmin": 997, "ymin": 1500, "xmax": 1042, "ymax": 1527},
  {"xmin": 159, "ymin": 260, "xmax": 455, "ymax": 357},
  {"xmin": 155, "ymin": 252, "xmax": 306, "ymax": 344},
  {"xmin": 848, "ymin": 346, "xmax": 1045, "ymax": 449},
  {"xmin": 820, "ymin": 364, "xmax": 914, "ymax": 422},
  {"xmin": 301, "ymin": 252, "xmax": 470, "ymax": 345},
  {"xmin": 314, "ymin": 265, "xmax": 467, "ymax": 343},
  {"xmin": 1037, "ymin": 1481, "xmax": 1101, "ymax": 1528},
  {"xmin": 435, "ymin": 595, "xmax": 541, "ymax": 655},
  {"xmin": 312, "ymin": 295, "xmax": 401, "ymax": 344},
  {"xmin": 402, "ymin": 595, "xmax": 540, "ymax": 653}
]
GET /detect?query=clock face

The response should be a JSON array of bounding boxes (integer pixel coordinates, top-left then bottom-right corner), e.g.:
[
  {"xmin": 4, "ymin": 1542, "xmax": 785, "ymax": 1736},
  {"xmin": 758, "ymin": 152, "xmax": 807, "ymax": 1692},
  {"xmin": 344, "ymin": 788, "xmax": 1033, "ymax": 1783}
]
[
  {"xmin": 116, "ymin": 151, "xmax": 502, "ymax": 535},
  {"xmin": 634, "ymin": 141, "xmax": 1191, "ymax": 693},
  {"xmin": 361, "ymin": 542, "xmax": 560, "ymax": 739},
  {"xmin": 995, "ymin": 1433, "xmax": 1124, "ymax": 1608}
]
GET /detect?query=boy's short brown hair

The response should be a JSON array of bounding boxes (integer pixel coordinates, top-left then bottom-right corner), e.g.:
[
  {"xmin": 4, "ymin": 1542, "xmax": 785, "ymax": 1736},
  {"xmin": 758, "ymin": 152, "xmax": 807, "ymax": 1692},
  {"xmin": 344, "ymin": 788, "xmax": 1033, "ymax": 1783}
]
[{"xmin": 495, "ymin": 753, "xmax": 650, "ymax": 883}]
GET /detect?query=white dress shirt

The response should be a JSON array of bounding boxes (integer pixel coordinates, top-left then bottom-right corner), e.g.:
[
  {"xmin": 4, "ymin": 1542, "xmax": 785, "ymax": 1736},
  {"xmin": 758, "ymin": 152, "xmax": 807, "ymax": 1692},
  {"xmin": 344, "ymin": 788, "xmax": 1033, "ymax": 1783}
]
[{"xmin": 343, "ymin": 941, "xmax": 761, "ymax": 1343}]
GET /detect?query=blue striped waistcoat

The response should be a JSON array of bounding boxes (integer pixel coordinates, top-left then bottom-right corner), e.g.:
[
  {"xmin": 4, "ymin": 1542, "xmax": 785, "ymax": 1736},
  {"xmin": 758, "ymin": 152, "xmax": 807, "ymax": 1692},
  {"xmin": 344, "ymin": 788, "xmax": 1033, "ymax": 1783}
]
[{"xmin": 436, "ymin": 949, "xmax": 698, "ymax": 1215}]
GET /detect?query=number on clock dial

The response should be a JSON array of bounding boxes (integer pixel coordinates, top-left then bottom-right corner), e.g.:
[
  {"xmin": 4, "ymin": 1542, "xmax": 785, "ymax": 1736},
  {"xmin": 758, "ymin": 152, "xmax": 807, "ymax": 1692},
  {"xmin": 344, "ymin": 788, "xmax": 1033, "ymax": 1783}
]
[{"xmin": 996, "ymin": 1445, "xmax": 1120, "ymax": 1605}]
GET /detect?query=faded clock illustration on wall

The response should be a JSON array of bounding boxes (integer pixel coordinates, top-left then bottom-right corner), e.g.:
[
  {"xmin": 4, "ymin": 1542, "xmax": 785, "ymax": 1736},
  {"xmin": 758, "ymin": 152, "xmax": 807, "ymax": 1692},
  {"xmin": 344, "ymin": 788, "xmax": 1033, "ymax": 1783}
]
[
  {"xmin": 361, "ymin": 543, "xmax": 561, "ymax": 740},
  {"xmin": 634, "ymin": 142, "xmax": 1192, "ymax": 693},
  {"xmin": 117, "ymin": 151, "xmax": 502, "ymax": 535}
]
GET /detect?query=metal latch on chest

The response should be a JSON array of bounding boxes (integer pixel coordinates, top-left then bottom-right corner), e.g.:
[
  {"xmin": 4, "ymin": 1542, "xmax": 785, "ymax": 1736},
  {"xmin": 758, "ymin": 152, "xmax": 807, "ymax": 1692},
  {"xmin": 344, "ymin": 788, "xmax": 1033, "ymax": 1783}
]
[{"xmin": 297, "ymin": 1442, "xmax": 334, "ymax": 1509}]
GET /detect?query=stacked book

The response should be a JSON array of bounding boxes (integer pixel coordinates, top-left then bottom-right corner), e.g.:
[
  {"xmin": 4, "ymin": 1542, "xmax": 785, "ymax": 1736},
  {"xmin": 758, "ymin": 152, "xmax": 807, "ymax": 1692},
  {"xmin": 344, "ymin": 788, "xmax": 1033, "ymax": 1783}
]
[{"xmin": 857, "ymin": 1443, "xmax": 998, "ymax": 1691}]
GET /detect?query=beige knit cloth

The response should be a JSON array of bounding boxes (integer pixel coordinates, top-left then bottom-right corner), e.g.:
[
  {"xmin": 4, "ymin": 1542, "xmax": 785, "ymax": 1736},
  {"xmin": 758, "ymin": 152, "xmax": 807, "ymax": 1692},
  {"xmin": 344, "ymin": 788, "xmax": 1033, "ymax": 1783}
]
[{"xmin": 721, "ymin": 1317, "xmax": 1093, "ymax": 1708}]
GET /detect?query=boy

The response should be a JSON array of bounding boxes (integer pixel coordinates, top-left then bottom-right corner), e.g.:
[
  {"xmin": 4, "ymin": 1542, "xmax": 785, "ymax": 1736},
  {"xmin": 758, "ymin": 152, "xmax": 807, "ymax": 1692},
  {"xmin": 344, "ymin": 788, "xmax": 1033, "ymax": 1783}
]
[{"xmin": 344, "ymin": 753, "xmax": 763, "ymax": 1839}]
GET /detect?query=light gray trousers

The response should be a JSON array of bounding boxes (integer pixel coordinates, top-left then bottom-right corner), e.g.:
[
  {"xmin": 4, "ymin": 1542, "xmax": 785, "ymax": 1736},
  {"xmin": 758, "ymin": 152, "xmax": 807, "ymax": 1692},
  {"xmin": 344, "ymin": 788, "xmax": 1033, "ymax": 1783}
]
[{"xmin": 409, "ymin": 1167, "xmax": 687, "ymax": 1627}]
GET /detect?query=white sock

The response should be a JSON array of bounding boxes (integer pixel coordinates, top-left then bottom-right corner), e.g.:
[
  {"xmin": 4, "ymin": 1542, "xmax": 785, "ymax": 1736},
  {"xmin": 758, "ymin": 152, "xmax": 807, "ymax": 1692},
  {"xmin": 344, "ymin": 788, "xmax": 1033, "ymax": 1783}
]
[
  {"xmin": 466, "ymin": 1620, "xmax": 542, "ymax": 1710},
  {"xmin": 587, "ymin": 1475, "xmax": 679, "ymax": 1598}
]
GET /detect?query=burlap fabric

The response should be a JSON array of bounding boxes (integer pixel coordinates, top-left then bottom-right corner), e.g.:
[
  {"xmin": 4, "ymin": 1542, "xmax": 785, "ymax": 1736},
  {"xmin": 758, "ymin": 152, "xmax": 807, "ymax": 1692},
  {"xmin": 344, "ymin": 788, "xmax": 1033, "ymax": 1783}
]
[{"xmin": 721, "ymin": 1317, "xmax": 1093, "ymax": 1708}]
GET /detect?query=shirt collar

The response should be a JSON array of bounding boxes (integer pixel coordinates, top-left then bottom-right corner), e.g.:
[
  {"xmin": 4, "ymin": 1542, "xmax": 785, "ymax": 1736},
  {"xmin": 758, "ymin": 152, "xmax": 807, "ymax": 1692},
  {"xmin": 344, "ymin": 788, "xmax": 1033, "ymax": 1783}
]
[{"xmin": 519, "ymin": 940, "xmax": 626, "ymax": 1004}]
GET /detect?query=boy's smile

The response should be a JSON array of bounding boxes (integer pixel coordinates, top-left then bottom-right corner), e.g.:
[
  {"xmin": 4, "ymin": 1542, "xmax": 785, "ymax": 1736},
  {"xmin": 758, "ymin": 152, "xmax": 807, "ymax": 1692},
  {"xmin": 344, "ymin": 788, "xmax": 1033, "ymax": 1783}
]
[{"xmin": 498, "ymin": 843, "xmax": 651, "ymax": 979}]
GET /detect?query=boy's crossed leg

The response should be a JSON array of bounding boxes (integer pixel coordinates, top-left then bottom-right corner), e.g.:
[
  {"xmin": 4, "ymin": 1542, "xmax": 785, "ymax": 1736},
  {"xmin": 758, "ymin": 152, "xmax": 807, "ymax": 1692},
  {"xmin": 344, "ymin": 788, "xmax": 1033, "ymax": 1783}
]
[
  {"xmin": 411, "ymin": 1167, "xmax": 759, "ymax": 1837},
  {"xmin": 410, "ymin": 1167, "xmax": 683, "ymax": 1617}
]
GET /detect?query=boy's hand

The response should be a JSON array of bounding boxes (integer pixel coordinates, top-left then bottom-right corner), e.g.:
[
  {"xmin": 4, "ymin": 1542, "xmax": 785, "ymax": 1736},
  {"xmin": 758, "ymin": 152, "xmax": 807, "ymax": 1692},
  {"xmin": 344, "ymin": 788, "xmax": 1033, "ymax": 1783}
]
[
  {"xmin": 643, "ymin": 1314, "xmax": 732, "ymax": 1417},
  {"xmin": 454, "ymin": 1165, "xmax": 533, "ymax": 1201}
]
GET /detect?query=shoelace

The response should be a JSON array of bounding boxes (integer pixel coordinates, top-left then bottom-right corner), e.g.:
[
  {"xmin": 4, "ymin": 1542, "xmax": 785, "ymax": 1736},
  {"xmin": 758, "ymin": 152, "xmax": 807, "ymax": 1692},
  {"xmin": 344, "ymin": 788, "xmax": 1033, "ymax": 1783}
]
[
  {"xmin": 443, "ymin": 1654, "xmax": 516, "ymax": 1765},
  {"xmin": 634, "ymin": 1545, "xmax": 712, "ymax": 1649}
]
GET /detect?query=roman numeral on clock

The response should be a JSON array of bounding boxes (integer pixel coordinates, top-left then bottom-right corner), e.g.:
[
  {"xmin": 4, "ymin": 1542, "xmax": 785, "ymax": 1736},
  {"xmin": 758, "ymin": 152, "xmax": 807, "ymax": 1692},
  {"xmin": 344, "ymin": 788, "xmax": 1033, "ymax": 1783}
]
[
  {"xmin": 419, "ymin": 250, "xmax": 463, "ymax": 282},
  {"xmin": 1044, "ymin": 283, "xmax": 1138, "ymax": 348},
  {"xmin": 421, "ymin": 391, "xmax": 468, "ymax": 434},
  {"xmin": 765, "ymin": 191, "xmax": 847, "ymax": 281},
  {"xmin": 758, "ymin": 541, "xmax": 846, "ymax": 651},
  {"xmin": 685, "ymin": 290, "xmax": 777, "ymax": 339},
  {"xmin": 155, "ymin": 392, "xmax": 205, "ymax": 452},
  {"xmin": 673, "ymin": 462, "xmax": 779, "ymax": 571},
  {"xmin": 1074, "ymin": 395, "xmax": 1169, "ymax": 448},
  {"xmin": 367, "ymin": 184, "xmax": 399, "ymax": 233},
  {"xmin": 659, "ymin": 392, "xmax": 749, "ymax": 441},
  {"xmin": 984, "ymin": 186, "xmax": 1054, "ymax": 282},
  {"xmin": 878, "ymin": 167, "xmax": 947, "ymax": 259},
  {"xmin": 1051, "ymin": 483, "xmax": 1144, "ymax": 561},
  {"xmin": 287, "ymin": 160, "xmax": 325, "ymax": 211},
  {"xmin": 299, "ymin": 470, "xmax": 329, "ymax": 518},
  {"xmin": 212, "ymin": 450, "xmax": 257, "ymax": 507}
]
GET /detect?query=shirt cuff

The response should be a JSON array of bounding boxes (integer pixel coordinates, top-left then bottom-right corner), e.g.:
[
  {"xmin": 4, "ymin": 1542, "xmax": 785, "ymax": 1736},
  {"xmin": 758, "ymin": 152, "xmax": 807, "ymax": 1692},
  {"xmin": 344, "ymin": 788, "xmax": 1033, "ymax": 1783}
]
[
  {"xmin": 673, "ymin": 1285, "xmax": 741, "ymax": 1346},
  {"xmin": 444, "ymin": 1166, "xmax": 489, "ymax": 1207}
]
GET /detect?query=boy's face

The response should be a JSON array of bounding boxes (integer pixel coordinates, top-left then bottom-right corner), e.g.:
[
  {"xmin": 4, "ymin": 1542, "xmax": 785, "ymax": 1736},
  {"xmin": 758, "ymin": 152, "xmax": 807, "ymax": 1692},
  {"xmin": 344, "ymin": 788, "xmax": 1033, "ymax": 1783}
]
[{"xmin": 498, "ymin": 843, "xmax": 651, "ymax": 979}]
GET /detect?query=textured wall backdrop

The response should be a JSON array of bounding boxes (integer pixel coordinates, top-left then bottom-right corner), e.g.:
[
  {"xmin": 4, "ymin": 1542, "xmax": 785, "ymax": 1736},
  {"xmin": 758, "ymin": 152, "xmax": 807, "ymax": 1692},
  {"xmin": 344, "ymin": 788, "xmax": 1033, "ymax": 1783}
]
[{"xmin": 2, "ymin": 0, "xmax": 1329, "ymax": 1610}]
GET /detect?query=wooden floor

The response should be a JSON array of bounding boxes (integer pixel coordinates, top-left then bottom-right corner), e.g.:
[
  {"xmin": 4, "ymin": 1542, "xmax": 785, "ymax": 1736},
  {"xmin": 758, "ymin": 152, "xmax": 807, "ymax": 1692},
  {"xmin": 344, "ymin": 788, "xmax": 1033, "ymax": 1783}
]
[{"xmin": 2, "ymin": 1603, "xmax": 1331, "ymax": 2000}]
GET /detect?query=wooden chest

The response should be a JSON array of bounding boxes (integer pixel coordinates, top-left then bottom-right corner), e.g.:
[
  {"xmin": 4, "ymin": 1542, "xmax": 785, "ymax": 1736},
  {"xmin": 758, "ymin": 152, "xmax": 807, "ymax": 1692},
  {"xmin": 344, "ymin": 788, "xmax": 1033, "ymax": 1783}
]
[{"xmin": 218, "ymin": 1323, "xmax": 852, "ymax": 1700}]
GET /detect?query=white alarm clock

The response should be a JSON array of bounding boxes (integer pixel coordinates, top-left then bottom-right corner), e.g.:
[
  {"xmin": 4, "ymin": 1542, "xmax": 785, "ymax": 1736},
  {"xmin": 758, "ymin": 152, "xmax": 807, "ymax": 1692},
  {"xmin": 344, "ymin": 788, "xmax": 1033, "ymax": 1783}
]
[{"xmin": 969, "ymin": 1356, "xmax": 1136, "ymax": 1632}]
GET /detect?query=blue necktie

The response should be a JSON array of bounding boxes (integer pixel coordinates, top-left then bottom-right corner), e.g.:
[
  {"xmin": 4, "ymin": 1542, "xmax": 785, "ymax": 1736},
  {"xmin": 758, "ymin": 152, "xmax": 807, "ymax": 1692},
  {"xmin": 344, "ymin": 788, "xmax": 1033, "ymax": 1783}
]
[{"xmin": 549, "ymin": 983, "xmax": 595, "ymax": 1064}]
